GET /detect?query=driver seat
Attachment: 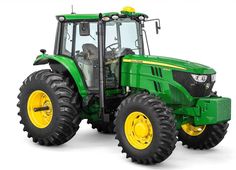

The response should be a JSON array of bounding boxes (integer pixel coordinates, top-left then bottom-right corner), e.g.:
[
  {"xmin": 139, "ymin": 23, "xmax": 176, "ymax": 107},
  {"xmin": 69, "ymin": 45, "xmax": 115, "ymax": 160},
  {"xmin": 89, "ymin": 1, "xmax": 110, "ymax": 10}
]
[
  {"xmin": 80, "ymin": 43, "xmax": 99, "ymax": 89},
  {"xmin": 82, "ymin": 43, "xmax": 98, "ymax": 60}
]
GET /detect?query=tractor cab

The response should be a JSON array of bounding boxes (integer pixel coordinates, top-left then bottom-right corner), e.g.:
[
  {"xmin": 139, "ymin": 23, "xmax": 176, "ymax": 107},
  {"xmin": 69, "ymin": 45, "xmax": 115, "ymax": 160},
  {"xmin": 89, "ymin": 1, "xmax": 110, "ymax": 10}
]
[
  {"xmin": 54, "ymin": 7, "xmax": 149, "ymax": 92},
  {"xmin": 51, "ymin": 7, "xmax": 159, "ymax": 120}
]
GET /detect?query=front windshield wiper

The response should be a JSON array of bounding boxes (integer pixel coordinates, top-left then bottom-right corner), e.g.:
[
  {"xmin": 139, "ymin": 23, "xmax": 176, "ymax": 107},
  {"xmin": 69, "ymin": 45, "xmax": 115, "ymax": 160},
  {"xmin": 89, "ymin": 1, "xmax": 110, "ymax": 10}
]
[{"xmin": 89, "ymin": 34, "xmax": 95, "ymax": 40}]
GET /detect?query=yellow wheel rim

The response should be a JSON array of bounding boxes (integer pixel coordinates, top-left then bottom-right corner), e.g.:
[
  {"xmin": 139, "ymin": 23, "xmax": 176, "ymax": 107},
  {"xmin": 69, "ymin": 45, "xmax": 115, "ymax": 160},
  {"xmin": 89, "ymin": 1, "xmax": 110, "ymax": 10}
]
[
  {"xmin": 124, "ymin": 111, "xmax": 153, "ymax": 150},
  {"xmin": 181, "ymin": 123, "xmax": 206, "ymax": 136},
  {"xmin": 27, "ymin": 90, "xmax": 53, "ymax": 128}
]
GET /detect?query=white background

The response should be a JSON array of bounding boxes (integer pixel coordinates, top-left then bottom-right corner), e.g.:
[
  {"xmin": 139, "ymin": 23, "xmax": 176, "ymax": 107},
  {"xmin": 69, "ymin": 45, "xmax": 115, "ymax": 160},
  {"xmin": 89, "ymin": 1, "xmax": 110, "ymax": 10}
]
[{"xmin": 0, "ymin": 0, "xmax": 235, "ymax": 169}]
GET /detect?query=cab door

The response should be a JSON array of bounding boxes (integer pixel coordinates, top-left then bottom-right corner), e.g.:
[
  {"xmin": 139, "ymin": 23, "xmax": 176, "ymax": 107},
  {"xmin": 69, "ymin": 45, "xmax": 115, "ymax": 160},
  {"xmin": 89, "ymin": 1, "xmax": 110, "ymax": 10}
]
[{"xmin": 74, "ymin": 22, "xmax": 99, "ymax": 90}]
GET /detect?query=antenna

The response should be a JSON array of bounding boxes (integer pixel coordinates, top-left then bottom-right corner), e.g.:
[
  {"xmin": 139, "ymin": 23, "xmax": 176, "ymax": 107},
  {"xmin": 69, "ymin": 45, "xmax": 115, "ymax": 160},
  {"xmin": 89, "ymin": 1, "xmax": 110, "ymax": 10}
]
[{"xmin": 71, "ymin": 5, "xmax": 75, "ymax": 14}]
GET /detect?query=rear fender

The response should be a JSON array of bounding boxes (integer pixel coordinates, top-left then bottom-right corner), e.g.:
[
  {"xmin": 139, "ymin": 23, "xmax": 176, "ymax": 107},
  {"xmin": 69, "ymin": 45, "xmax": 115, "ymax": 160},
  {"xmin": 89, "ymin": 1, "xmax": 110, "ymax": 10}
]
[{"xmin": 34, "ymin": 55, "xmax": 88, "ymax": 98}]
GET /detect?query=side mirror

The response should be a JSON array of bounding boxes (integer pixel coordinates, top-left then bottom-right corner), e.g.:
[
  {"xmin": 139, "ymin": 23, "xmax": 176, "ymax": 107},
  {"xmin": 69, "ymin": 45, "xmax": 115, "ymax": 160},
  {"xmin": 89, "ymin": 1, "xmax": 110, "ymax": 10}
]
[
  {"xmin": 144, "ymin": 18, "xmax": 161, "ymax": 34},
  {"xmin": 79, "ymin": 22, "xmax": 90, "ymax": 36},
  {"xmin": 155, "ymin": 20, "xmax": 161, "ymax": 34}
]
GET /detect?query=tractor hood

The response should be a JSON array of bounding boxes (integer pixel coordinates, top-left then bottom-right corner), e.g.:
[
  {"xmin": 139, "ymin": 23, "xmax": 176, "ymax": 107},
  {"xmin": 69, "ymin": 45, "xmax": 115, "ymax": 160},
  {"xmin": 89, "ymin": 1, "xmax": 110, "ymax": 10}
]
[{"xmin": 123, "ymin": 55, "xmax": 216, "ymax": 74}]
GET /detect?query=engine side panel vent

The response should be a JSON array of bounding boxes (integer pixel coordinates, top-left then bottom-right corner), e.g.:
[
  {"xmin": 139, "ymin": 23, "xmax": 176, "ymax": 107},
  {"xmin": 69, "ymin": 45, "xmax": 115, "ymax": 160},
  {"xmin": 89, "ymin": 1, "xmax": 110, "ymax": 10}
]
[
  {"xmin": 153, "ymin": 81, "xmax": 162, "ymax": 92},
  {"xmin": 151, "ymin": 66, "xmax": 163, "ymax": 78}
]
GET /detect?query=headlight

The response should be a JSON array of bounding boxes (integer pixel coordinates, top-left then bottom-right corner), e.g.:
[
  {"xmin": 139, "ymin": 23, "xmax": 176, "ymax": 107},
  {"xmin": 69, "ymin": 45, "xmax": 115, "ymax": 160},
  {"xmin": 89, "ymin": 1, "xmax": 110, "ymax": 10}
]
[
  {"xmin": 191, "ymin": 74, "xmax": 208, "ymax": 83},
  {"xmin": 211, "ymin": 74, "xmax": 216, "ymax": 82}
]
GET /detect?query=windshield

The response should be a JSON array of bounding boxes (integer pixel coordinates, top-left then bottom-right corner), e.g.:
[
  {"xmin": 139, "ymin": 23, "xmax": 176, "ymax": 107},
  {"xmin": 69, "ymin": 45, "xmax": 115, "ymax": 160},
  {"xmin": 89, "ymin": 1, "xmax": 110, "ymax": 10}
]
[{"xmin": 105, "ymin": 18, "xmax": 143, "ymax": 55}]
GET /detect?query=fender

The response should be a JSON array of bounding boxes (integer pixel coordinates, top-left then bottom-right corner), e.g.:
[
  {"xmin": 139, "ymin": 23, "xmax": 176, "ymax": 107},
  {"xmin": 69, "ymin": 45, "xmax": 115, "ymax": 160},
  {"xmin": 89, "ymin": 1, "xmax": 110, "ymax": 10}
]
[{"xmin": 34, "ymin": 54, "xmax": 88, "ymax": 98}]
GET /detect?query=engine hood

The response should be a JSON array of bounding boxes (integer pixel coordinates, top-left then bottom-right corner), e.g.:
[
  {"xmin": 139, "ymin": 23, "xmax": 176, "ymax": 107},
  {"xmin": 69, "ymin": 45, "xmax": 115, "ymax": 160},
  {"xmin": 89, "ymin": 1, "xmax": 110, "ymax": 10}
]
[{"xmin": 123, "ymin": 55, "xmax": 216, "ymax": 74}]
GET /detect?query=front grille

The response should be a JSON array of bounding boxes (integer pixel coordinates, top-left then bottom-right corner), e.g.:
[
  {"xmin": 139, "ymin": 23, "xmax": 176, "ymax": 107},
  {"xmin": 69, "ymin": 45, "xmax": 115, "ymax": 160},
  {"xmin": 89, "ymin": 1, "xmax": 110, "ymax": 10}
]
[{"xmin": 173, "ymin": 70, "xmax": 215, "ymax": 97}]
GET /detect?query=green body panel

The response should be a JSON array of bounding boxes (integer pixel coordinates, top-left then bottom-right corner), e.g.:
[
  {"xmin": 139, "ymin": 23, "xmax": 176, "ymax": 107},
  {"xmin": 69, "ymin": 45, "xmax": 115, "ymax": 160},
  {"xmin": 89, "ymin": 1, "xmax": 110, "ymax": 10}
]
[
  {"xmin": 63, "ymin": 14, "xmax": 100, "ymax": 20},
  {"xmin": 121, "ymin": 54, "xmax": 216, "ymax": 105},
  {"xmin": 193, "ymin": 97, "xmax": 231, "ymax": 125},
  {"xmin": 121, "ymin": 54, "xmax": 215, "ymax": 105},
  {"xmin": 120, "ymin": 11, "xmax": 147, "ymax": 17},
  {"xmin": 34, "ymin": 54, "xmax": 88, "ymax": 98},
  {"xmin": 61, "ymin": 11, "xmax": 147, "ymax": 21},
  {"xmin": 174, "ymin": 97, "xmax": 231, "ymax": 126}
]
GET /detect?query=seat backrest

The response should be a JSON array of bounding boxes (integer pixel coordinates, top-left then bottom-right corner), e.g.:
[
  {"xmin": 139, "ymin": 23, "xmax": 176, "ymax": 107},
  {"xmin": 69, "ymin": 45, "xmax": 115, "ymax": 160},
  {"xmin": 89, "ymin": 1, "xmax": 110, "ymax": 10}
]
[{"xmin": 82, "ymin": 43, "xmax": 98, "ymax": 60}]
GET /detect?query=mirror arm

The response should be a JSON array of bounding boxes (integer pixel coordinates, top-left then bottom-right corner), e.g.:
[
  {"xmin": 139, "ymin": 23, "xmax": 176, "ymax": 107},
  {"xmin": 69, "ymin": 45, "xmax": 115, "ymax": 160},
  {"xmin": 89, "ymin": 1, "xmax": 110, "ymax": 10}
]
[
  {"xmin": 145, "ymin": 18, "xmax": 160, "ymax": 22},
  {"xmin": 145, "ymin": 18, "xmax": 161, "ymax": 34},
  {"xmin": 142, "ymin": 29, "xmax": 150, "ymax": 55}
]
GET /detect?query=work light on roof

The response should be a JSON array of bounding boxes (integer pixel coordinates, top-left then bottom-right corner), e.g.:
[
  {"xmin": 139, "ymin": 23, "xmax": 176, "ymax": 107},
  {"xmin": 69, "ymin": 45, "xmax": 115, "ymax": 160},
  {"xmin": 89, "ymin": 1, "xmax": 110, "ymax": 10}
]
[
  {"xmin": 112, "ymin": 15, "xmax": 119, "ymax": 20},
  {"xmin": 138, "ymin": 15, "xmax": 145, "ymax": 21},
  {"xmin": 121, "ymin": 6, "xmax": 136, "ymax": 13},
  {"xmin": 58, "ymin": 16, "xmax": 65, "ymax": 22},
  {"xmin": 102, "ymin": 16, "xmax": 110, "ymax": 21}
]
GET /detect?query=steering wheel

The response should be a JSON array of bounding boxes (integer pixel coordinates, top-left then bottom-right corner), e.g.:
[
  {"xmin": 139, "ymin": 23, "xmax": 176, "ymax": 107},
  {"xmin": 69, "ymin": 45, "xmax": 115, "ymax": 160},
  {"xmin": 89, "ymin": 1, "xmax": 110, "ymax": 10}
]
[{"xmin": 105, "ymin": 43, "xmax": 119, "ymax": 52}]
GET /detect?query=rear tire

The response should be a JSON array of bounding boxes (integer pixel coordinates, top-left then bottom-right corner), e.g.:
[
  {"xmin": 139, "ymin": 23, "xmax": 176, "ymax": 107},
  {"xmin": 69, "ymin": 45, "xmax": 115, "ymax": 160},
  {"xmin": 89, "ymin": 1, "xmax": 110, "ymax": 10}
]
[
  {"xmin": 178, "ymin": 122, "xmax": 229, "ymax": 149},
  {"xmin": 17, "ymin": 69, "xmax": 81, "ymax": 145},
  {"xmin": 87, "ymin": 119, "xmax": 115, "ymax": 134},
  {"xmin": 114, "ymin": 93, "xmax": 177, "ymax": 164}
]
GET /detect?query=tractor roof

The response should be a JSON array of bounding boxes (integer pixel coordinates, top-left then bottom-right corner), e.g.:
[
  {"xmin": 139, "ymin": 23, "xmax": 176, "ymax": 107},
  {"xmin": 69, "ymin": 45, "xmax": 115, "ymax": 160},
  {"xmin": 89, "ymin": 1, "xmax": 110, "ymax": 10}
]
[{"xmin": 57, "ymin": 7, "xmax": 148, "ymax": 21}]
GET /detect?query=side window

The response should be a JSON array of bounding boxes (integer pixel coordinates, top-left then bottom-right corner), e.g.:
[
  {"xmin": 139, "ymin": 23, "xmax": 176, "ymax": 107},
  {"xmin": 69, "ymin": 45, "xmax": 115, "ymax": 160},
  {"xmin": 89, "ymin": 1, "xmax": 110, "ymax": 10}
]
[{"xmin": 61, "ymin": 23, "xmax": 73, "ymax": 56}]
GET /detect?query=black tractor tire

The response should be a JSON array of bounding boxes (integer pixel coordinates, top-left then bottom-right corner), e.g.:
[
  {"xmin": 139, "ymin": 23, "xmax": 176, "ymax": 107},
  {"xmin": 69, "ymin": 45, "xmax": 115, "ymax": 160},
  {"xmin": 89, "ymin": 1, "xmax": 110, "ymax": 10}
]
[
  {"xmin": 114, "ymin": 93, "xmax": 177, "ymax": 164},
  {"xmin": 178, "ymin": 122, "xmax": 229, "ymax": 149},
  {"xmin": 17, "ymin": 69, "xmax": 81, "ymax": 146},
  {"xmin": 87, "ymin": 119, "xmax": 115, "ymax": 134}
]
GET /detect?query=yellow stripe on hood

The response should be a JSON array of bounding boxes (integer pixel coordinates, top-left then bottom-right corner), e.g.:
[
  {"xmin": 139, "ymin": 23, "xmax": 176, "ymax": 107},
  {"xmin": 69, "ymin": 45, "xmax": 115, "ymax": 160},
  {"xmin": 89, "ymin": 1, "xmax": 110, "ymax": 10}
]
[{"xmin": 123, "ymin": 59, "xmax": 186, "ymax": 70}]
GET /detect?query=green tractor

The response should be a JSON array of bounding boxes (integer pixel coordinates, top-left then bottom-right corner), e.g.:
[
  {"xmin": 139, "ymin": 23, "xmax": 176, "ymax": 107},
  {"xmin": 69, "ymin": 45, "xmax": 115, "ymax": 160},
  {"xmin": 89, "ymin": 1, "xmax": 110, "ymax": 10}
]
[{"xmin": 17, "ymin": 7, "xmax": 231, "ymax": 164}]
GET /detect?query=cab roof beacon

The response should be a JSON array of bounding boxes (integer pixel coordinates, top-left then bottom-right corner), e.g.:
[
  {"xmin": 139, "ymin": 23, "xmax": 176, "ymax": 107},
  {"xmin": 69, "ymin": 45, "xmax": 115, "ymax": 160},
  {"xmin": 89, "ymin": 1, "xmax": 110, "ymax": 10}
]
[{"xmin": 17, "ymin": 6, "xmax": 231, "ymax": 165}]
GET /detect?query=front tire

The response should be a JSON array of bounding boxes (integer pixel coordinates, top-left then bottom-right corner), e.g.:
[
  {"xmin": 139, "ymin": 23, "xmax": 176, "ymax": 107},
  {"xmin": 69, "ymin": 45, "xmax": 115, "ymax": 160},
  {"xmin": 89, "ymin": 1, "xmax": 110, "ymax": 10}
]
[
  {"xmin": 114, "ymin": 93, "xmax": 177, "ymax": 164},
  {"xmin": 17, "ymin": 69, "xmax": 81, "ymax": 145},
  {"xmin": 178, "ymin": 122, "xmax": 229, "ymax": 149}
]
